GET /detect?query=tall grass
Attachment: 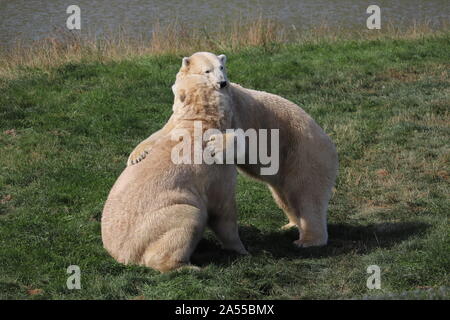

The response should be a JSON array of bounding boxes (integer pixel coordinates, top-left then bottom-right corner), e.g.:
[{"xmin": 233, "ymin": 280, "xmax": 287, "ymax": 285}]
[{"xmin": 0, "ymin": 16, "xmax": 448, "ymax": 78}]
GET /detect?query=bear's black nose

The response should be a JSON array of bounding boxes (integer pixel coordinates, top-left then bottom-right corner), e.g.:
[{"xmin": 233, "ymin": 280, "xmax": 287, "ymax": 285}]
[{"xmin": 220, "ymin": 81, "xmax": 227, "ymax": 88}]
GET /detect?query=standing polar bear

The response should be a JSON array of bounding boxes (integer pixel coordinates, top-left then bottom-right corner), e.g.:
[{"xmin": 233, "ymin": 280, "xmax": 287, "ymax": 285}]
[
  {"xmin": 102, "ymin": 75, "xmax": 247, "ymax": 272},
  {"xmin": 129, "ymin": 52, "xmax": 338, "ymax": 248}
]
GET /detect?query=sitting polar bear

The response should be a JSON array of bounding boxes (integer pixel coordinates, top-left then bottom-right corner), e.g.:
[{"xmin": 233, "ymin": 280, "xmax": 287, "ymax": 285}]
[
  {"xmin": 102, "ymin": 75, "xmax": 248, "ymax": 272},
  {"xmin": 129, "ymin": 52, "xmax": 338, "ymax": 248}
]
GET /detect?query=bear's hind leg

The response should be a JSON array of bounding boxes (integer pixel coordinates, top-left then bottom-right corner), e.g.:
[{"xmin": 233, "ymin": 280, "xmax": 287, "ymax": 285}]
[
  {"xmin": 268, "ymin": 185, "xmax": 299, "ymax": 230},
  {"xmin": 291, "ymin": 187, "xmax": 330, "ymax": 248}
]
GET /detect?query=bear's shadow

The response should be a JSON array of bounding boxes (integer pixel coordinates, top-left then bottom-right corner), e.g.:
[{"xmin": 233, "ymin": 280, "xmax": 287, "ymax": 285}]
[{"xmin": 191, "ymin": 221, "xmax": 429, "ymax": 267}]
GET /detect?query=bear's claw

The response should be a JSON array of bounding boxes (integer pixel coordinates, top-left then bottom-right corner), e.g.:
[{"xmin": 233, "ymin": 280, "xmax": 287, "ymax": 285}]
[
  {"xmin": 205, "ymin": 134, "xmax": 224, "ymax": 161},
  {"xmin": 281, "ymin": 222, "xmax": 297, "ymax": 230},
  {"xmin": 129, "ymin": 150, "xmax": 149, "ymax": 165}
]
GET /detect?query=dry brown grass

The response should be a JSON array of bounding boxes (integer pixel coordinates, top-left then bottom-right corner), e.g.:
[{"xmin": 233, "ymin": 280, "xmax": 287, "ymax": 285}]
[{"xmin": 0, "ymin": 17, "xmax": 448, "ymax": 78}]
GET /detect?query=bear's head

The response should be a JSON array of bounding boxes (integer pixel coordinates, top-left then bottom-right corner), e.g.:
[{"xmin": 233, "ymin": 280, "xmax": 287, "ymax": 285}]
[
  {"xmin": 171, "ymin": 74, "xmax": 232, "ymax": 128},
  {"xmin": 177, "ymin": 52, "xmax": 228, "ymax": 90}
]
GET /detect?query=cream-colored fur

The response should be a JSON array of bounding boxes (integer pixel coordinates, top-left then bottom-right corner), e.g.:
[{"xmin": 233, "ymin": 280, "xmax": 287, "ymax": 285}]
[
  {"xmin": 102, "ymin": 75, "xmax": 247, "ymax": 272},
  {"xmin": 129, "ymin": 52, "xmax": 339, "ymax": 248}
]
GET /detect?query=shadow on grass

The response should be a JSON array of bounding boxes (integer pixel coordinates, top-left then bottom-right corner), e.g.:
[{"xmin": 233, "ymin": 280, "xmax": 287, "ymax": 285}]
[{"xmin": 191, "ymin": 221, "xmax": 430, "ymax": 267}]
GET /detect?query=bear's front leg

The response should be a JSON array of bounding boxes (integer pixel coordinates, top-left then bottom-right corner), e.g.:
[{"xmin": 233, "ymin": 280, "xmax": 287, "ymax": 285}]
[
  {"xmin": 127, "ymin": 129, "xmax": 164, "ymax": 166},
  {"xmin": 205, "ymin": 132, "xmax": 245, "ymax": 164},
  {"xmin": 208, "ymin": 193, "xmax": 248, "ymax": 255}
]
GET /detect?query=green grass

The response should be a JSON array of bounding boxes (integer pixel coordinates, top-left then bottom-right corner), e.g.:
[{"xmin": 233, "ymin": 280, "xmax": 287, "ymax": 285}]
[{"xmin": 0, "ymin": 34, "xmax": 449, "ymax": 300}]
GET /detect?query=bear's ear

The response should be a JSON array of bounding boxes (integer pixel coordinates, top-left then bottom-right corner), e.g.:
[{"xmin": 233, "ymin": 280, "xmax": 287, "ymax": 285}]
[
  {"xmin": 181, "ymin": 57, "xmax": 190, "ymax": 71},
  {"xmin": 171, "ymin": 84, "xmax": 177, "ymax": 96},
  {"xmin": 218, "ymin": 54, "xmax": 227, "ymax": 65},
  {"xmin": 178, "ymin": 89, "xmax": 186, "ymax": 103}
]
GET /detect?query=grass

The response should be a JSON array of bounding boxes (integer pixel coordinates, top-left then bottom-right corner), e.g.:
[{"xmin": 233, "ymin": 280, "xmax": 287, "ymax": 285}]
[
  {"xmin": 0, "ymin": 31, "xmax": 449, "ymax": 299},
  {"xmin": 1, "ymin": 17, "xmax": 448, "ymax": 79}
]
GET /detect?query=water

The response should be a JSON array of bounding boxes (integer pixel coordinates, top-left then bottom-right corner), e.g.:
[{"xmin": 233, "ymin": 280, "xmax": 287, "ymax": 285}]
[{"xmin": 0, "ymin": 0, "xmax": 448, "ymax": 48}]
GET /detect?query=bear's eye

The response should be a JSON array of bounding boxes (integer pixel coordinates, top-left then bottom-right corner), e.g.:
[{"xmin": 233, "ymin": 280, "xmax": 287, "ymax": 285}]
[
  {"xmin": 220, "ymin": 66, "xmax": 224, "ymax": 70},
  {"xmin": 205, "ymin": 70, "xmax": 211, "ymax": 74}
]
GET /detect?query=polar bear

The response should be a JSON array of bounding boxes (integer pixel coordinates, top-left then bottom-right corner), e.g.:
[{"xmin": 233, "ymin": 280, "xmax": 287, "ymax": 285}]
[
  {"xmin": 102, "ymin": 74, "xmax": 248, "ymax": 272},
  {"xmin": 129, "ymin": 52, "xmax": 338, "ymax": 248}
]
